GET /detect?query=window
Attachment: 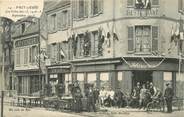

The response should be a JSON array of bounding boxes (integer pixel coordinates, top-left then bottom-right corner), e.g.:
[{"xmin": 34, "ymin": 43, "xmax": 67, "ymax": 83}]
[
  {"xmin": 65, "ymin": 74, "xmax": 72, "ymax": 94},
  {"xmin": 62, "ymin": 10, "xmax": 68, "ymax": 28},
  {"xmin": 87, "ymin": 73, "xmax": 97, "ymax": 87},
  {"xmin": 100, "ymin": 72, "xmax": 109, "ymax": 89},
  {"xmin": 135, "ymin": 26, "xmax": 151, "ymax": 52},
  {"xmin": 50, "ymin": 43, "xmax": 57, "ymax": 62},
  {"xmin": 127, "ymin": 0, "xmax": 159, "ymax": 9},
  {"xmin": 29, "ymin": 46, "xmax": 38, "ymax": 64},
  {"xmin": 91, "ymin": 0, "xmax": 103, "ymax": 15},
  {"xmin": 128, "ymin": 25, "xmax": 159, "ymax": 53},
  {"xmin": 50, "ymin": 14, "xmax": 57, "ymax": 31},
  {"xmin": 73, "ymin": 0, "xmax": 88, "ymax": 19},
  {"xmin": 77, "ymin": 73, "xmax": 85, "ymax": 94},
  {"xmin": 24, "ymin": 48, "xmax": 28, "ymax": 65},
  {"xmin": 58, "ymin": 10, "xmax": 70, "ymax": 30}
]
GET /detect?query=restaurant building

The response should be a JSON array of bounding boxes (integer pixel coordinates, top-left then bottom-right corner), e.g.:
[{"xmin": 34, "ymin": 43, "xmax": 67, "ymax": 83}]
[{"xmin": 45, "ymin": 0, "xmax": 184, "ymax": 97}]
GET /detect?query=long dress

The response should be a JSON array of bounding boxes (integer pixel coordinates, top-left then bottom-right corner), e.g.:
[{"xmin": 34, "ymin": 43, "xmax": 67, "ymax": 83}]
[{"xmin": 73, "ymin": 87, "xmax": 83, "ymax": 112}]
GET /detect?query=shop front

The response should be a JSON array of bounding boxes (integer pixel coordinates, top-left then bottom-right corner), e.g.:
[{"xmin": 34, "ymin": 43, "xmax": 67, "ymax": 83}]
[{"xmin": 14, "ymin": 70, "xmax": 45, "ymax": 96}]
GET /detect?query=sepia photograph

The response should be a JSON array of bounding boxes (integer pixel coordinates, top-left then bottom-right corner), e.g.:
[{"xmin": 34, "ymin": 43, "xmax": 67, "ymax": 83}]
[{"xmin": 0, "ymin": 0, "xmax": 184, "ymax": 117}]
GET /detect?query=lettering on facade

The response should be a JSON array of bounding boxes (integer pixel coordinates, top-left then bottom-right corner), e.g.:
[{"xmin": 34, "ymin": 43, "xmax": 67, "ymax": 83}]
[
  {"xmin": 129, "ymin": 62, "xmax": 149, "ymax": 69},
  {"xmin": 126, "ymin": 8, "xmax": 159, "ymax": 17},
  {"xmin": 48, "ymin": 68, "xmax": 69, "ymax": 74},
  {"xmin": 15, "ymin": 37, "xmax": 39, "ymax": 47}
]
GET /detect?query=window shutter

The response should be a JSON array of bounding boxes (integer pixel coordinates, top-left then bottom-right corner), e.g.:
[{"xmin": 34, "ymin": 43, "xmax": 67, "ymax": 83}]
[
  {"xmin": 84, "ymin": 1, "xmax": 88, "ymax": 17},
  {"xmin": 178, "ymin": 0, "xmax": 183, "ymax": 11},
  {"xmin": 91, "ymin": 0, "xmax": 94, "ymax": 15},
  {"xmin": 57, "ymin": 43, "xmax": 60, "ymax": 62},
  {"xmin": 152, "ymin": 26, "xmax": 159, "ymax": 51},
  {"xmin": 127, "ymin": 0, "xmax": 134, "ymax": 7},
  {"xmin": 76, "ymin": 0, "xmax": 79, "ymax": 19},
  {"xmin": 72, "ymin": 0, "xmax": 78, "ymax": 19},
  {"xmin": 98, "ymin": 0, "xmax": 103, "ymax": 13},
  {"xmin": 57, "ymin": 12, "xmax": 62, "ymax": 30},
  {"xmin": 47, "ymin": 44, "xmax": 51, "ymax": 59},
  {"xmin": 128, "ymin": 26, "xmax": 134, "ymax": 52},
  {"xmin": 48, "ymin": 15, "xmax": 51, "ymax": 32},
  {"xmin": 68, "ymin": 10, "xmax": 71, "ymax": 26},
  {"xmin": 152, "ymin": 0, "xmax": 159, "ymax": 6}
]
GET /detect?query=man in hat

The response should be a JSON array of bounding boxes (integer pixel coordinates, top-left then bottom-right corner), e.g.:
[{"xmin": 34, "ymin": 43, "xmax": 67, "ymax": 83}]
[
  {"xmin": 85, "ymin": 84, "xmax": 96, "ymax": 112},
  {"xmin": 164, "ymin": 83, "xmax": 174, "ymax": 113}
]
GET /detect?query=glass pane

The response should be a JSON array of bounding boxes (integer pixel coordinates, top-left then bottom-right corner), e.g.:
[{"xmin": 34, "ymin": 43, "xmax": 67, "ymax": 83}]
[
  {"xmin": 100, "ymin": 72, "xmax": 109, "ymax": 89},
  {"xmin": 87, "ymin": 73, "xmax": 97, "ymax": 87},
  {"xmin": 77, "ymin": 73, "xmax": 84, "ymax": 94}
]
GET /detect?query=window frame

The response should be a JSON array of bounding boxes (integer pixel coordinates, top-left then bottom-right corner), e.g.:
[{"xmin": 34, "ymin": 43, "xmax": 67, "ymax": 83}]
[{"xmin": 127, "ymin": 25, "xmax": 159, "ymax": 54}]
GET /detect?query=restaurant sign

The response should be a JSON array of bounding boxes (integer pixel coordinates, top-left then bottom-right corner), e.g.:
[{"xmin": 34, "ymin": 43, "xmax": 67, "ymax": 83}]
[{"xmin": 126, "ymin": 8, "xmax": 159, "ymax": 17}]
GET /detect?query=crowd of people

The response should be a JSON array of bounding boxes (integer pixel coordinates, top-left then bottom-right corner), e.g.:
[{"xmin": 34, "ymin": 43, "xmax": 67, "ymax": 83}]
[{"xmin": 68, "ymin": 81, "xmax": 174, "ymax": 113}]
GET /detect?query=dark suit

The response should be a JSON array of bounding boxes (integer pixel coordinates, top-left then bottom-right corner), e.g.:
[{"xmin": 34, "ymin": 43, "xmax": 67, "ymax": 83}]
[
  {"xmin": 85, "ymin": 89, "xmax": 96, "ymax": 112},
  {"xmin": 164, "ymin": 87, "xmax": 174, "ymax": 113}
]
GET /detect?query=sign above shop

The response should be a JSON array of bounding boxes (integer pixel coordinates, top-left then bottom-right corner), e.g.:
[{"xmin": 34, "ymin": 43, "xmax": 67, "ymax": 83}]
[
  {"xmin": 129, "ymin": 62, "xmax": 149, "ymax": 69},
  {"xmin": 126, "ymin": 8, "xmax": 159, "ymax": 17}
]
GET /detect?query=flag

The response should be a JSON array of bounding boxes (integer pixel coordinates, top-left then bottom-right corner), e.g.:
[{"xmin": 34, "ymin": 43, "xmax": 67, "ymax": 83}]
[
  {"xmin": 60, "ymin": 48, "xmax": 66, "ymax": 58},
  {"xmin": 171, "ymin": 25, "xmax": 175, "ymax": 42},
  {"xmin": 113, "ymin": 33, "xmax": 119, "ymax": 41}
]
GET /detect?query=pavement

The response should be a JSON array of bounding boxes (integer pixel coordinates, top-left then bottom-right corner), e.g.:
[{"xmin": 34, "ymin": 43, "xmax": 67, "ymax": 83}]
[
  {"xmin": 1, "ymin": 97, "xmax": 184, "ymax": 117},
  {"xmin": 1, "ymin": 105, "xmax": 184, "ymax": 117}
]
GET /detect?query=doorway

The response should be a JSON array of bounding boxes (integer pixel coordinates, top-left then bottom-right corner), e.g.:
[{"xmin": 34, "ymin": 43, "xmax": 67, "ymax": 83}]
[{"xmin": 132, "ymin": 70, "xmax": 153, "ymax": 88}]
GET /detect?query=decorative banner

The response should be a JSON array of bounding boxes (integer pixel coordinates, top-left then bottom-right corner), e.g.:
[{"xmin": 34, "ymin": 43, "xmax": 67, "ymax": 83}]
[{"xmin": 0, "ymin": 0, "xmax": 44, "ymax": 21}]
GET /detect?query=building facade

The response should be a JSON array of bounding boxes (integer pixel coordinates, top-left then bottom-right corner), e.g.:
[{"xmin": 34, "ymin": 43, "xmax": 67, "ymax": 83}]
[
  {"xmin": 45, "ymin": 0, "xmax": 184, "ymax": 98},
  {"xmin": 12, "ymin": 0, "xmax": 184, "ymax": 97},
  {"xmin": 12, "ymin": 17, "xmax": 45, "ymax": 95}
]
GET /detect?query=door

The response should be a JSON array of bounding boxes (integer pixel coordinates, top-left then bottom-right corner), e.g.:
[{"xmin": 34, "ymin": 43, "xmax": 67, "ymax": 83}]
[{"xmin": 132, "ymin": 70, "xmax": 153, "ymax": 89}]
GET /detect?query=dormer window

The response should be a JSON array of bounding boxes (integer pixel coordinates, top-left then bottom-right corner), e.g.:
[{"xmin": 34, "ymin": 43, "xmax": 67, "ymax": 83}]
[{"xmin": 21, "ymin": 23, "xmax": 25, "ymax": 33}]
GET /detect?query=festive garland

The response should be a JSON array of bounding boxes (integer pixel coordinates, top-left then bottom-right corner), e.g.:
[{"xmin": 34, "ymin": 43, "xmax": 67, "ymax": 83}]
[{"xmin": 121, "ymin": 56, "xmax": 166, "ymax": 68}]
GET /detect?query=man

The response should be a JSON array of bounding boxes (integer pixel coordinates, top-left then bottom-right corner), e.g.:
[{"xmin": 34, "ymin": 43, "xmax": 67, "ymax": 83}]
[
  {"xmin": 149, "ymin": 82, "xmax": 157, "ymax": 97},
  {"xmin": 114, "ymin": 88, "xmax": 124, "ymax": 108},
  {"xmin": 135, "ymin": 82, "xmax": 141, "ymax": 96},
  {"xmin": 93, "ymin": 87, "xmax": 100, "ymax": 104},
  {"xmin": 105, "ymin": 87, "xmax": 115, "ymax": 107},
  {"xmin": 99, "ymin": 87, "xmax": 107, "ymax": 107},
  {"xmin": 164, "ymin": 83, "xmax": 174, "ymax": 113},
  {"xmin": 85, "ymin": 85, "xmax": 96, "ymax": 112}
]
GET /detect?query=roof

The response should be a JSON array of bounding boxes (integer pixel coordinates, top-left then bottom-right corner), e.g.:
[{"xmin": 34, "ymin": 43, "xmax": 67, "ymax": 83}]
[{"xmin": 45, "ymin": 0, "xmax": 70, "ymax": 13}]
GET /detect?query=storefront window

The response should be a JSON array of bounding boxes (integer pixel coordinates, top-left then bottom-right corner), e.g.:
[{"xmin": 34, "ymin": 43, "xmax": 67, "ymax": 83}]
[
  {"xmin": 117, "ymin": 72, "xmax": 123, "ymax": 89},
  {"xmin": 176, "ymin": 73, "xmax": 184, "ymax": 98},
  {"xmin": 49, "ymin": 74, "xmax": 58, "ymax": 95},
  {"xmin": 163, "ymin": 72, "xmax": 172, "ymax": 91},
  {"xmin": 100, "ymin": 72, "xmax": 109, "ymax": 89},
  {"xmin": 87, "ymin": 73, "xmax": 97, "ymax": 87},
  {"xmin": 65, "ymin": 74, "xmax": 72, "ymax": 95},
  {"xmin": 77, "ymin": 73, "xmax": 85, "ymax": 94}
]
